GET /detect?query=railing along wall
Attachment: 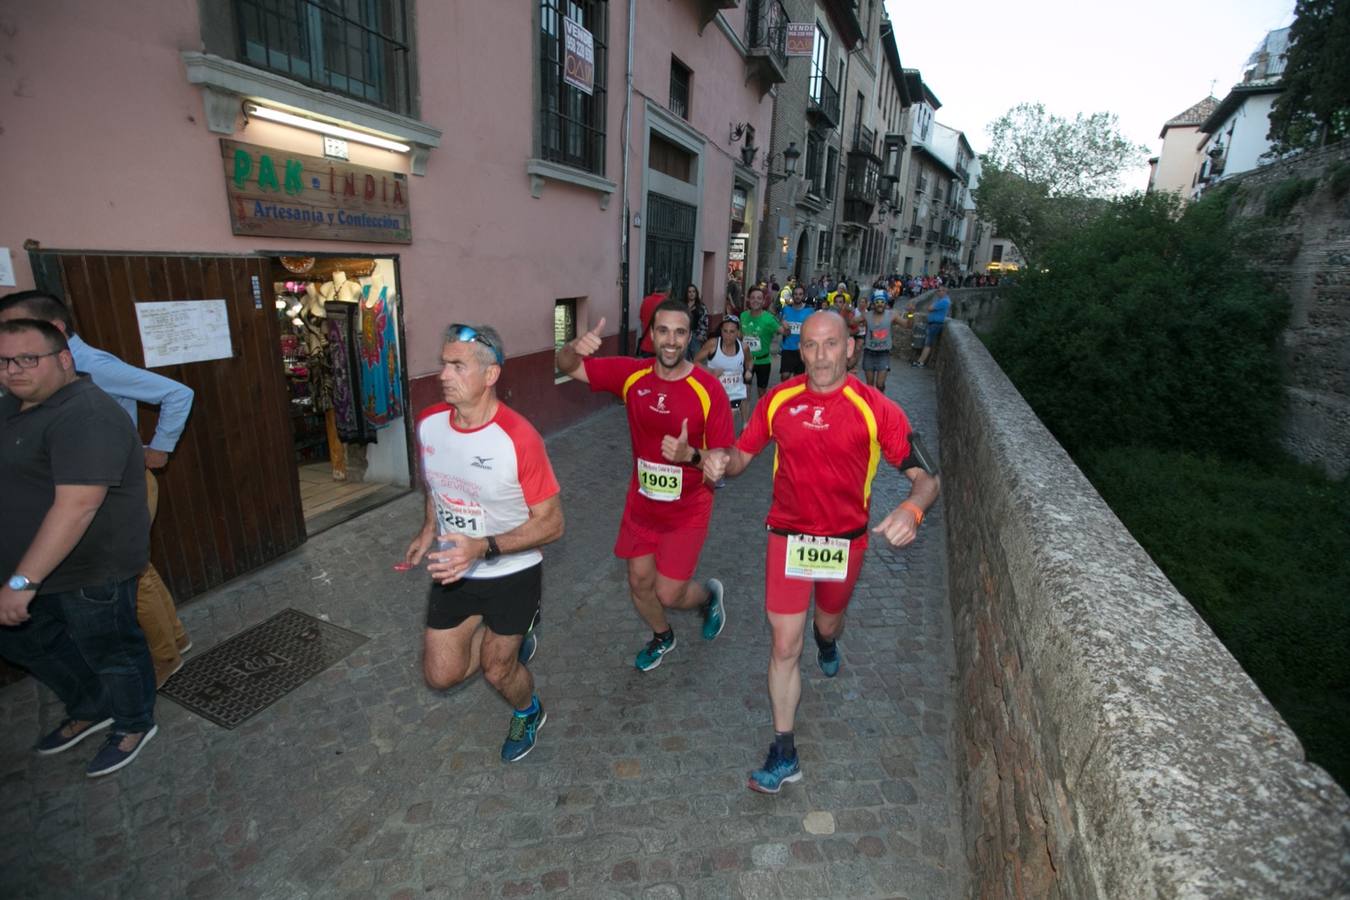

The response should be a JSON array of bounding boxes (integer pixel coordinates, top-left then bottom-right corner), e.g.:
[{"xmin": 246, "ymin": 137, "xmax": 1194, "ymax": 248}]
[{"xmin": 933, "ymin": 321, "xmax": 1350, "ymax": 897}]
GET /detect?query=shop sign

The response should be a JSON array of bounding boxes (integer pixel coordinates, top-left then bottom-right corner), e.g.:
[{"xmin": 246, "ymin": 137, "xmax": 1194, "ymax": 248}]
[
  {"xmin": 731, "ymin": 188, "xmax": 748, "ymax": 222},
  {"xmin": 785, "ymin": 24, "xmax": 815, "ymax": 57},
  {"xmin": 728, "ymin": 233, "xmax": 748, "ymax": 261},
  {"xmin": 221, "ymin": 140, "xmax": 412, "ymax": 245},
  {"xmin": 563, "ymin": 19, "xmax": 595, "ymax": 95}
]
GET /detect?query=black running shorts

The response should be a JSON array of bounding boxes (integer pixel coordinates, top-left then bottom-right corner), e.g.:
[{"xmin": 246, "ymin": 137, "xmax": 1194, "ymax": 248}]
[{"xmin": 426, "ymin": 564, "xmax": 542, "ymax": 635}]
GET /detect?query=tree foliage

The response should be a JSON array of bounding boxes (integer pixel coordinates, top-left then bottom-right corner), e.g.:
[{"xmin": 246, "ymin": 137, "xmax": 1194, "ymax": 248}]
[
  {"xmin": 972, "ymin": 103, "xmax": 1147, "ymax": 266},
  {"xmin": 1267, "ymin": 0, "xmax": 1350, "ymax": 153},
  {"xmin": 985, "ymin": 189, "xmax": 1288, "ymax": 461}
]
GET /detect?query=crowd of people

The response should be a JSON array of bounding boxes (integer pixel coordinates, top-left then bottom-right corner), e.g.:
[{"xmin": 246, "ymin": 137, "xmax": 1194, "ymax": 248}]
[{"xmin": 1, "ymin": 275, "xmax": 946, "ymax": 794}]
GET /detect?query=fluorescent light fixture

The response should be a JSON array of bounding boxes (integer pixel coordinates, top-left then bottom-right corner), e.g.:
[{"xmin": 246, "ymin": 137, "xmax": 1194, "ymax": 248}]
[{"xmin": 245, "ymin": 104, "xmax": 411, "ymax": 153}]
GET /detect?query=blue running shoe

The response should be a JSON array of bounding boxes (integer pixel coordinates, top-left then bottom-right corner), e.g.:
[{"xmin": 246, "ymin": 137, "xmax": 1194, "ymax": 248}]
[
  {"xmin": 701, "ymin": 579, "xmax": 726, "ymax": 641},
  {"xmin": 817, "ymin": 642, "xmax": 841, "ymax": 678},
  {"xmin": 501, "ymin": 700, "xmax": 546, "ymax": 763},
  {"xmin": 635, "ymin": 632, "xmax": 677, "ymax": 671},
  {"xmin": 518, "ymin": 610, "xmax": 540, "ymax": 665},
  {"xmin": 86, "ymin": 725, "xmax": 159, "ymax": 778},
  {"xmin": 747, "ymin": 744, "xmax": 802, "ymax": 794}
]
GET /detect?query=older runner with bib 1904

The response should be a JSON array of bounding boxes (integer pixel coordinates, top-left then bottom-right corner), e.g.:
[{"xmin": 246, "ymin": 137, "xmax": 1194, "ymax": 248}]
[
  {"xmin": 557, "ymin": 300, "xmax": 735, "ymax": 671},
  {"xmin": 697, "ymin": 311, "xmax": 940, "ymax": 793}
]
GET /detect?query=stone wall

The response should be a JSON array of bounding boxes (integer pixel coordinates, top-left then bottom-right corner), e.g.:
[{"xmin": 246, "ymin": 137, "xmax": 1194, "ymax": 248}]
[
  {"xmin": 946, "ymin": 287, "xmax": 1007, "ymax": 334},
  {"xmin": 934, "ymin": 322, "xmax": 1350, "ymax": 898},
  {"xmin": 1219, "ymin": 144, "xmax": 1350, "ymax": 478}
]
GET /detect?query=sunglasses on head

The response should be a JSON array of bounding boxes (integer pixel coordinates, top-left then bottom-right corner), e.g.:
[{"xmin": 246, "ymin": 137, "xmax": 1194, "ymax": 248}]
[{"xmin": 449, "ymin": 324, "xmax": 503, "ymax": 365}]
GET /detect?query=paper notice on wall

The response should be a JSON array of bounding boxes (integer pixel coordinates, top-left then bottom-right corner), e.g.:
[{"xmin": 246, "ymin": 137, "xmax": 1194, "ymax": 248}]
[
  {"xmin": 563, "ymin": 19, "xmax": 594, "ymax": 95},
  {"xmin": 135, "ymin": 300, "xmax": 233, "ymax": 367},
  {"xmin": 0, "ymin": 248, "xmax": 15, "ymax": 287}
]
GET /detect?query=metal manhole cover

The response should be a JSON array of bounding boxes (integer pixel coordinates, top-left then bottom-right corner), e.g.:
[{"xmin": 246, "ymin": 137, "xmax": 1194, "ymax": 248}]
[{"xmin": 160, "ymin": 608, "xmax": 368, "ymax": 729}]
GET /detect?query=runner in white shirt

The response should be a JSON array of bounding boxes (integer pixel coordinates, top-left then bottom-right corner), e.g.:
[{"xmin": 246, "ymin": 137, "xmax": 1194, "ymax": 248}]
[
  {"xmin": 403, "ymin": 324, "xmax": 564, "ymax": 763},
  {"xmin": 695, "ymin": 316, "xmax": 753, "ymax": 431}
]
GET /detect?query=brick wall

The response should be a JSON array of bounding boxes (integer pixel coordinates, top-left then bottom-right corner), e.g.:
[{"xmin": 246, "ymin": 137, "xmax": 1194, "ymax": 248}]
[
  {"xmin": 934, "ymin": 322, "xmax": 1350, "ymax": 898},
  {"xmin": 1216, "ymin": 144, "xmax": 1350, "ymax": 477}
]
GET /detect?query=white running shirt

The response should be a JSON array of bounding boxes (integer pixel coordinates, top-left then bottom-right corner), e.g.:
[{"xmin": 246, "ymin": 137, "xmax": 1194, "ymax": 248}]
[{"xmin": 416, "ymin": 402, "xmax": 560, "ymax": 579}]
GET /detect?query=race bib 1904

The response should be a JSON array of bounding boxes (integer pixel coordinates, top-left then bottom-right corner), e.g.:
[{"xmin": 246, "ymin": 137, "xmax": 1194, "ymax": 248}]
[
  {"xmin": 435, "ymin": 496, "xmax": 487, "ymax": 538},
  {"xmin": 784, "ymin": 534, "xmax": 849, "ymax": 581},
  {"xmin": 637, "ymin": 458, "xmax": 682, "ymax": 502}
]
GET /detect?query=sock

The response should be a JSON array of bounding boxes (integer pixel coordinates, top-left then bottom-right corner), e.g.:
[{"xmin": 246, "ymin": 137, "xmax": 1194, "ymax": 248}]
[
  {"xmin": 813, "ymin": 623, "xmax": 836, "ymax": 654},
  {"xmin": 654, "ymin": 627, "xmax": 673, "ymax": 643},
  {"xmin": 515, "ymin": 694, "xmax": 539, "ymax": 716},
  {"xmin": 773, "ymin": 731, "xmax": 795, "ymax": 756}
]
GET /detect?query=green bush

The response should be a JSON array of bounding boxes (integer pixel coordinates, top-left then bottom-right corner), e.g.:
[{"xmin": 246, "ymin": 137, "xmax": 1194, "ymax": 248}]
[
  {"xmin": 1327, "ymin": 161, "xmax": 1350, "ymax": 199},
  {"xmin": 1083, "ymin": 447, "xmax": 1350, "ymax": 787},
  {"xmin": 1264, "ymin": 176, "xmax": 1318, "ymax": 218},
  {"xmin": 985, "ymin": 190, "xmax": 1288, "ymax": 462}
]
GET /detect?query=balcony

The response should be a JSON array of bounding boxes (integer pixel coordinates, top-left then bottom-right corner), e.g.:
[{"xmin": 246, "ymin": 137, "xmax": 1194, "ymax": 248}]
[
  {"xmin": 955, "ymin": 163, "xmax": 970, "ymax": 183},
  {"xmin": 807, "ymin": 73, "xmax": 841, "ymax": 130},
  {"xmin": 744, "ymin": 0, "xmax": 788, "ymax": 92},
  {"xmin": 908, "ymin": 224, "xmax": 923, "ymax": 242},
  {"xmin": 696, "ymin": 0, "xmax": 738, "ymax": 31},
  {"xmin": 915, "ymin": 173, "xmax": 929, "ymax": 195},
  {"xmin": 925, "ymin": 229, "xmax": 939, "ymax": 245},
  {"xmin": 852, "ymin": 123, "xmax": 877, "ymax": 158}
]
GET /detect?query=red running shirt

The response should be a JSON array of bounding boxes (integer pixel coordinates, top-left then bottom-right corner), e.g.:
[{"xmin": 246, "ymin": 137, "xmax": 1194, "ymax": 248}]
[
  {"xmin": 737, "ymin": 374, "xmax": 913, "ymax": 536},
  {"xmin": 584, "ymin": 356, "xmax": 734, "ymax": 528}
]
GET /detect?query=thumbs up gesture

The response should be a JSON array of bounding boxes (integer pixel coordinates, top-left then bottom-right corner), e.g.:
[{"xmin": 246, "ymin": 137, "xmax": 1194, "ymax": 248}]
[
  {"xmin": 572, "ymin": 317, "xmax": 606, "ymax": 358},
  {"xmin": 661, "ymin": 418, "xmax": 692, "ymax": 464}
]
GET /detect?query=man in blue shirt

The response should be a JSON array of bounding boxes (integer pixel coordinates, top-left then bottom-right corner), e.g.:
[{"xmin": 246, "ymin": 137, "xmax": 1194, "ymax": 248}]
[
  {"xmin": 915, "ymin": 286, "xmax": 952, "ymax": 369},
  {"xmin": 778, "ymin": 283, "xmax": 812, "ymax": 381},
  {"xmin": 1, "ymin": 292, "xmax": 195, "ymax": 686}
]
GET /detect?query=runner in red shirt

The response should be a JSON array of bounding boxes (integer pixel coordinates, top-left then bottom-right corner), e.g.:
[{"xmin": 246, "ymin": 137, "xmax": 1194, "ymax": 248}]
[
  {"xmin": 403, "ymin": 324, "xmax": 564, "ymax": 763},
  {"xmin": 700, "ymin": 311, "xmax": 940, "ymax": 793},
  {"xmin": 557, "ymin": 299, "xmax": 735, "ymax": 671}
]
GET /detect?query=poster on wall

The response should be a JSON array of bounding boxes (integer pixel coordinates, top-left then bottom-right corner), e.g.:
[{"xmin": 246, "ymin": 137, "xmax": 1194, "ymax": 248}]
[
  {"xmin": 563, "ymin": 19, "xmax": 595, "ymax": 95},
  {"xmin": 220, "ymin": 140, "xmax": 412, "ymax": 244},
  {"xmin": 785, "ymin": 24, "xmax": 815, "ymax": 57},
  {"xmin": 135, "ymin": 300, "xmax": 233, "ymax": 367}
]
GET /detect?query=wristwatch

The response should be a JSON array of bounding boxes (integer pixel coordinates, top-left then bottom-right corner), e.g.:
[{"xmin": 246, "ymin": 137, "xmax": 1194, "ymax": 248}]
[
  {"xmin": 689, "ymin": 448, "xmax": 702, "ymax": 466},
  {"xmin": 7, "ymin": 574, "xmax": 40, "ymax": 592},
  {"xmin": 484, "ymin": 536, "xmax": 501, "ymax": 561}
]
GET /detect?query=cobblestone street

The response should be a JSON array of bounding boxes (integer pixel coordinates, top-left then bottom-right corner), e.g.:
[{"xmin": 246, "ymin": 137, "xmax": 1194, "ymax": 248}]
[{"xmin": 0, "ymin": 361, "xmax": 965, "ymax": 899}]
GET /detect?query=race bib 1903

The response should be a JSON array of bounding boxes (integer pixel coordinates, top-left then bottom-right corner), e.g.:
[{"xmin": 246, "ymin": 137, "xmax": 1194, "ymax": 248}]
[
  {"xmin": 784, "ymin": 534, "xmax": 849, "ymax": 581},
  {"xmin": 637, "ymin": 458, "xmax": 682, "ymax": 502}
]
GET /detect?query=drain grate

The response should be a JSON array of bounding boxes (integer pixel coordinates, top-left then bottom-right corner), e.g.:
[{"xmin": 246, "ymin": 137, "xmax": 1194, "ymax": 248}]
[{"xmin": 160, "ymin": 608, "xmax": 368, "ymax": 728}]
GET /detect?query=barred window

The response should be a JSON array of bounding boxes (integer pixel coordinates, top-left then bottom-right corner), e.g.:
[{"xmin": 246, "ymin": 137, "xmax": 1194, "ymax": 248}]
[
  {"xmin": 235, "ymin": 0, "xmax": 411, "ymax": 113},
  {"xmin": 540, "ymin": 0, "xmax": 609, "ymax": 175},
  {"xmin": 669, "ymin": 57, "xmax": 691, "ymax": 120}
]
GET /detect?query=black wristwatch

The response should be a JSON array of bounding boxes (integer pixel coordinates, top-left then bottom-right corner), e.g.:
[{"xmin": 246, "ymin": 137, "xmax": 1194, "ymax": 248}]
[
  {"xmin": 689, "ymin": 448, "xmax": 702, "ymax": 466},
  {"xmin": 484, "ymin": 536, "xmax": 501, "ymax": 560}
]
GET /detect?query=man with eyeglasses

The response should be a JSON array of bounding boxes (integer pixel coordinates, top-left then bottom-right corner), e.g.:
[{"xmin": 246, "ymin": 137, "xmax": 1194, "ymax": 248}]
[
  {"xmin": 0, "ymin": 291, "xmax": 195, "ymax": 688},
  {"xmin": 0, "ymin": 318, "xmax": 160, "ymax": 777},
  {"xmin": 557, "ymin": 299, "xmax": 734, "ymax": 671},
  {"xmin": 402, "ymin": 324, "xmax": 564, "ymax": 763}
]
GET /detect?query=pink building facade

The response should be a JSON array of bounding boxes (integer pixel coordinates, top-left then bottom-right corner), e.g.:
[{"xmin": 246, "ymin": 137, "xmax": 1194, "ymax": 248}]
[{"xmin": 0, "ymin": 0, "xmax": 776, "ymax": 592}]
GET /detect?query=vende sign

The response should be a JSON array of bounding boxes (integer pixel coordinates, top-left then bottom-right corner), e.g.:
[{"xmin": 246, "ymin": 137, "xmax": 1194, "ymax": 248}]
[
  {"xmin": 563, "ymin": 19, "xmax": 594, "ymax": 95},
  {"xmin": 785, "ymin": 23, "xmax": 814, "ymax": 57}
]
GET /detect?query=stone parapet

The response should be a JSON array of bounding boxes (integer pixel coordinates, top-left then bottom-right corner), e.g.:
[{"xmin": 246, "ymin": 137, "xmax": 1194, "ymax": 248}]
[{"xmin": 934, "ymin": 321, "xmax": 1350, "ymax": 898}]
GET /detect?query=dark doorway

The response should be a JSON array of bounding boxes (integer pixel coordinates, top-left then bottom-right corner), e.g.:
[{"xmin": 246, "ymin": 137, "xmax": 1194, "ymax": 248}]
[
  {"xmin": 794, "ymin": 231, "xmax": 810, "ymax": 281},
  {"xmin": 644, "ymin": 192, "xmax": 696, "ymax": 294}
]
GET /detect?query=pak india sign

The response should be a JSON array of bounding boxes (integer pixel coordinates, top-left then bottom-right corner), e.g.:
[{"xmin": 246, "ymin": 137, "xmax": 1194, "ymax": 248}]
[{"xmin": 220, "ymin": 140, "xmax": 412, "ymax": 244}]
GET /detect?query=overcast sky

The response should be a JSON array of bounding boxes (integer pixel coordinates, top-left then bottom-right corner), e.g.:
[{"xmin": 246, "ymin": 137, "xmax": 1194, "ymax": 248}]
[{"xmin": 883, "ymin": 0, "xmax": 1297, "ymax": 190}]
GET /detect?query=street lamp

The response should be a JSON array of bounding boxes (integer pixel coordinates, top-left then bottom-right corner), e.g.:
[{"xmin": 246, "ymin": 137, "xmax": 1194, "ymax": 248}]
[{"xmin": 764, "ymin": 141, "xmax": 800, "ymax": 183}]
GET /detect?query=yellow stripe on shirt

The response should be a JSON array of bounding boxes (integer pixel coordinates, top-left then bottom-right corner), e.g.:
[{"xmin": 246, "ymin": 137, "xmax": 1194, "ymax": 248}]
[
  {"xmin": 683, "ymin": 375, "xmax": 713, "ymax": 448},
  {"xmin": 621, "ymin": 366, "xmax": 654, "ymax": 404},
  {"xmin": 766, "ymin": 383, "xmax": 807, "ymax": 479},
  {"xmin": 842, "ymin": 385, "xmax": 881, "ymax": 506}
]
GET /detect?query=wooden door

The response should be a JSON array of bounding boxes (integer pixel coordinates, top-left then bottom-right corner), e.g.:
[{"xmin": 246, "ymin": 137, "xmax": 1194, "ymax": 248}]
[{"xmin": 33, "ymin": 252, "xmax": 306, "ymax": 601}]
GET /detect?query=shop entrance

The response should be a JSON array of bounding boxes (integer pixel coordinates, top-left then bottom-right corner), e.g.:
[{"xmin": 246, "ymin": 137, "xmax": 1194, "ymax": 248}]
[
  {"xmin": 28, "ymin": 250, "xmax": 412, "ymax": 603},
  {"xmin": 269, "ymin": 255, "xmax": 411, "ymax": 533}
]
